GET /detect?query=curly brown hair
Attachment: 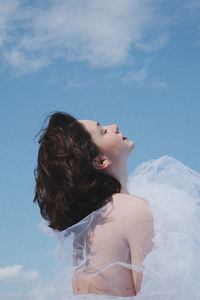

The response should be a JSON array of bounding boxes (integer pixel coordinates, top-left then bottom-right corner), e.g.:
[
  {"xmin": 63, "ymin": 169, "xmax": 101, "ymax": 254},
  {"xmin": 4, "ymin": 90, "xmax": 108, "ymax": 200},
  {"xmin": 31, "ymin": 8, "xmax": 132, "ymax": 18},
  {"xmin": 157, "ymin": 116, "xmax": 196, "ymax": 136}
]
[{"xmin": 33, "ymin": 112, "xmax": 121, "ymax": 231}]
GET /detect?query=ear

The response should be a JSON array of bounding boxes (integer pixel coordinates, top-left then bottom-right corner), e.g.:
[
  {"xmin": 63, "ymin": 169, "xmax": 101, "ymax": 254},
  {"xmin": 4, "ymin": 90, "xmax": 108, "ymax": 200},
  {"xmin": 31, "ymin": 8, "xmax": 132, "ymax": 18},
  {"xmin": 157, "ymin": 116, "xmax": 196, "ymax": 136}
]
[{"xmin": 93, "ymin": 157, "xmax": 112, "ymax": 170}]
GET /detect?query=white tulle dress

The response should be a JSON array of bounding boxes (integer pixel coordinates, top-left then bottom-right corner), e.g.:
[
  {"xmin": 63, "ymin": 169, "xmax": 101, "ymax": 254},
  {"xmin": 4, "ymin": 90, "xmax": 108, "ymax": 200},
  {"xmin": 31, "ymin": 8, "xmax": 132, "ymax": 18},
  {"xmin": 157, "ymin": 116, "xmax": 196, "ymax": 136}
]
[{"xmin": 39, "ymin": 156, "xmax": 200, "ymax": 300}]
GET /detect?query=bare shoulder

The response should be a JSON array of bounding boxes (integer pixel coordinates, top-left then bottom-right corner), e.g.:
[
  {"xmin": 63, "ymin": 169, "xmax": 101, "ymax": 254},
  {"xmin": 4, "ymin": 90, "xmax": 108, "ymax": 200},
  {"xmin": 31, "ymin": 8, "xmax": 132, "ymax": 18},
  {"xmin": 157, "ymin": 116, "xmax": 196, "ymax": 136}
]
[
  {"xmin": 110, "ymin": 193, "xmax": 154, "ymax": 250},
  {"xmin": 111, "ymin": 193, "xmax": 153, "ymax": 223},
  {"xmin": 112, "ymin": 192, "xmax": 148, "ymax": 204}
]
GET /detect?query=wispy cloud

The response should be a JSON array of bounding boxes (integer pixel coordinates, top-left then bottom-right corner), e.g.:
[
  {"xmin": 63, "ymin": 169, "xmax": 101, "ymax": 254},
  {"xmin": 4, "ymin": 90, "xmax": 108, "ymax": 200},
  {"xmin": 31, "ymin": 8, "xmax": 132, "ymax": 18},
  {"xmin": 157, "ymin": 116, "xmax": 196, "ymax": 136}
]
[
  {"xmin": 1, "ymin": 282, "xmax": 55, "ymax": 300},
  {"xmin": 0, "ymin": 0, "xmax": 199, "ymax": 76},
  {"xmin": 122, "ymin": 64, "xmax": 148, "ymax": 87},
  {"xmin": 0, "ymin": 264, "xmax": 39, "ymax": 282},
  {"xmin": 134, "ymin": 32, "xmax": 169, "ymax": 52},
  {"xmin": 184, "ymin": 0, "xmax": 200, "ymax": 10},
  {"xmin": 27, "ymin": 283, "xmax": 55, "ymax": 300},
  {"xmin": 0, "ymin": 0, "xmax": 170, "ymax": 74},
  {"xmin": 150, "ymin": 78, "xmax": 168, "ymax": 89},
  {"xmin": 0, "ymin": 265, "xmax": 55, "ymax": 300},
  {"xmin": 3, "ymin": 49, "xmax": 49, "ymax": 75},
  {"xmin": 0, "ymin": 0, "xmax": 21, "ymax": 48}
]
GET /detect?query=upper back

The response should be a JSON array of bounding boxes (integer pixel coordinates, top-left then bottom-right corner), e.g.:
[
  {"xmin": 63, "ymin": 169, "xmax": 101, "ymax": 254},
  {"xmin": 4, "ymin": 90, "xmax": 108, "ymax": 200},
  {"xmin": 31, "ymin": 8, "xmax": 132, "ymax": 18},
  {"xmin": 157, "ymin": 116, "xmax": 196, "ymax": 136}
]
[{"xmin": 72, "ymin": 193, "xmax": 154, "ymax": 296}]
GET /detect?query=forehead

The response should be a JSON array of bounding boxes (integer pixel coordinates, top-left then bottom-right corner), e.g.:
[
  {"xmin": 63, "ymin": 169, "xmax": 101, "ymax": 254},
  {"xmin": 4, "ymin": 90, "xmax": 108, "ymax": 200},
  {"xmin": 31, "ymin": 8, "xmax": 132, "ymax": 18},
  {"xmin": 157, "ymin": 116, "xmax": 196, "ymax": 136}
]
[{"xmin": 78, "ymin": 120, "xmax": 98, "ymax": 133}]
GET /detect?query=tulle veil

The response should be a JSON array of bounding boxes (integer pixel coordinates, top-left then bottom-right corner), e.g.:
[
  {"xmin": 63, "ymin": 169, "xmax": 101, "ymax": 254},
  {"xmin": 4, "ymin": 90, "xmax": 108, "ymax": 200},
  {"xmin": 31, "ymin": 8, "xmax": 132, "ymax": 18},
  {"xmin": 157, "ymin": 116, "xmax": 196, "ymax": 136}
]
[{"xmin": 39, "ymin": 156, "xmax": 200, "ymax": 299}]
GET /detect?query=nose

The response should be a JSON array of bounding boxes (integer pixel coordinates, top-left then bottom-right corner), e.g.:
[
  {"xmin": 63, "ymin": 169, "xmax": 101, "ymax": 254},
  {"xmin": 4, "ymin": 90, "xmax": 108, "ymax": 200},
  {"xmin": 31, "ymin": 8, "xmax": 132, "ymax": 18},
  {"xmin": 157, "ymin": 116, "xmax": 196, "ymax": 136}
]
[{"xmin": 108, "ymin": 124, "xmax": 118, "ymax": 133}]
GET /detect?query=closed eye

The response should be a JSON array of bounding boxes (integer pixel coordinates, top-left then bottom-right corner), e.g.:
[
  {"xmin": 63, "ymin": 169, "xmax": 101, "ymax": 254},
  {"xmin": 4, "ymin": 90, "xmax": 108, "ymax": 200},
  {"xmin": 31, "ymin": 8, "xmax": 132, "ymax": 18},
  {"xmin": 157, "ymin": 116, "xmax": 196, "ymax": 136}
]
[{"xmin": 104, "ymin": 129, "xmax": 107, "ymax": 134}]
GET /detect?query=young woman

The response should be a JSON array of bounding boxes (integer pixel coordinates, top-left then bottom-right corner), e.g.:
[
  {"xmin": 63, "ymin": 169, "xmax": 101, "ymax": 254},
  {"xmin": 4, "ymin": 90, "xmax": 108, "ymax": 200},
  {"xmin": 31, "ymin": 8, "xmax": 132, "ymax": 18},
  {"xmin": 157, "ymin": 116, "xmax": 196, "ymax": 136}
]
[{"xmin": 34, "ymin": 112, "xmax": 200, "ymax": 299}]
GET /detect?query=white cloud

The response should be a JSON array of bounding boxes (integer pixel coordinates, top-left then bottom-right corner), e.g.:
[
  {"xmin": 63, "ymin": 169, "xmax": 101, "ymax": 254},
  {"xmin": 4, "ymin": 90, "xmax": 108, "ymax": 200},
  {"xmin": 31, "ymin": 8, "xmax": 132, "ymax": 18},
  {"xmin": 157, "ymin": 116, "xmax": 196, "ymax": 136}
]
[
  {"xmin": 0, "ymin": 264, "xmax": 39, "ymax": 282},
  {"xmin": 0, "ymin": 0, "xmax": 199, "ymax": 75},
  {"xmin": 0, "ymin": 0, "xmax": 170, "ymax": 73},
  {"xmin": 0, "ymin": 265, "xmax": 55, "ymax": 300}
]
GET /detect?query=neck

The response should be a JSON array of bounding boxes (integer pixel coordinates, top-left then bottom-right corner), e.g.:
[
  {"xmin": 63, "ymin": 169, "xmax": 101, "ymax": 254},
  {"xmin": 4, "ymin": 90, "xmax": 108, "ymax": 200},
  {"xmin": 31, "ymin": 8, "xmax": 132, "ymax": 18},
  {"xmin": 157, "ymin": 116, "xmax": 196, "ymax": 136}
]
[{"xmin": 109, "ymin": 163, "xmax": 129, "ymax": 194}]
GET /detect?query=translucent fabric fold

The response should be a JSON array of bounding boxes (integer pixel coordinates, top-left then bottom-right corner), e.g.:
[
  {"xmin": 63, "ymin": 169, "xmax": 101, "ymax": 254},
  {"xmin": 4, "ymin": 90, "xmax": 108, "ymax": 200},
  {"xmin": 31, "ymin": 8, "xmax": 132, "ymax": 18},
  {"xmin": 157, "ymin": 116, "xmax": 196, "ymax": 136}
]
[{"xmin": 39, "ymin": 156, "xmax": 200, "ymax": 299}]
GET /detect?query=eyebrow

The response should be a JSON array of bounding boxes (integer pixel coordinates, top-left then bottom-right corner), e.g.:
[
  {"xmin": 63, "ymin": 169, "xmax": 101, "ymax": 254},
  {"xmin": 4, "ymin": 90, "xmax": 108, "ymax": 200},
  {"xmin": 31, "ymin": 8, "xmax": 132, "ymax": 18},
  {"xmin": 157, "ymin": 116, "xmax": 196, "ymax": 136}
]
[{"xmin": 96, "ymin": 122, "xmax": 103, "ymax": 133}]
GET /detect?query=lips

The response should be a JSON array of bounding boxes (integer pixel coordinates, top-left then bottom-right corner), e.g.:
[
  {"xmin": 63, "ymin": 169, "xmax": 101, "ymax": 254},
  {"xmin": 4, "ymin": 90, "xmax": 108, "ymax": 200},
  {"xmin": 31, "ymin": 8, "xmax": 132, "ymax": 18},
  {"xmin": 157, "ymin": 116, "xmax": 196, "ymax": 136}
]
[{"xmin": 120, "ymin": 132, "xmax": 127, "ymax": 140}]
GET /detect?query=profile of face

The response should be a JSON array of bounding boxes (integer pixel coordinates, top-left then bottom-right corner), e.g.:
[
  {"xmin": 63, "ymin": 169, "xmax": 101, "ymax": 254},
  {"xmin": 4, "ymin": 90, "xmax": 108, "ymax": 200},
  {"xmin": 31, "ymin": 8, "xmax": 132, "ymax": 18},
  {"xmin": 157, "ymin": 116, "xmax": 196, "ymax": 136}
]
[{"xmin": 79, "ymin": 120, "xmax": 134, "ymax": 172}]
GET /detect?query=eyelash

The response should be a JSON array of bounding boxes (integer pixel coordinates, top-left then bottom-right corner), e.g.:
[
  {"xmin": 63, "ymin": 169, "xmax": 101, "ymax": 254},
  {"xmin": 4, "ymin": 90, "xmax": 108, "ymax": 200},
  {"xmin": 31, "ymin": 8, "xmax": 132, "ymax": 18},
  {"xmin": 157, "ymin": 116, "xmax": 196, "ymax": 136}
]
[{"xmin": 104, "ymin": 129, "xmax": 107, "ymax": 134}]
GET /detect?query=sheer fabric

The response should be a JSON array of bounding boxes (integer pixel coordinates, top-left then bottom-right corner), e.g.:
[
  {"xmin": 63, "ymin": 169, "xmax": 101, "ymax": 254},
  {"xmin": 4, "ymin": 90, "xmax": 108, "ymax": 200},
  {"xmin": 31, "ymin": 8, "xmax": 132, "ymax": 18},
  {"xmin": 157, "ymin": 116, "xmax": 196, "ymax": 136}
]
[{"xmin": 39, "ymin": 156, "xmax": 200, "ymax": 299}]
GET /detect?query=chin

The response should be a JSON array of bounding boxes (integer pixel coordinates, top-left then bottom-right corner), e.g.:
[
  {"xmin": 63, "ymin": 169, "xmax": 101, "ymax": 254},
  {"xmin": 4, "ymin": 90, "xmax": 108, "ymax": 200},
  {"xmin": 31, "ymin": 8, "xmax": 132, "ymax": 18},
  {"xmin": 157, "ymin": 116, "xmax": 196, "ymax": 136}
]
[
  {"xmin": 128, "ymin": 140, "xmax": 135, "ymax": 150},
  {"xmin": 125, "ymin": 141, "xmax": 135, "ymax": 158}
]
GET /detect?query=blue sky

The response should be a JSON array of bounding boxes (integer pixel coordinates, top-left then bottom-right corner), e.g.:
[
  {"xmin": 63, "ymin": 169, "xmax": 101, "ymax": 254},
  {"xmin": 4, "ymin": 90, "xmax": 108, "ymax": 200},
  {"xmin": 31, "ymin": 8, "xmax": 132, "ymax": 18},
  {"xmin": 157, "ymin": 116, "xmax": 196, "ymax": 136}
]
[{"xmin": 0, "ymin": 0, "xmax": 200, "ymax": 299}]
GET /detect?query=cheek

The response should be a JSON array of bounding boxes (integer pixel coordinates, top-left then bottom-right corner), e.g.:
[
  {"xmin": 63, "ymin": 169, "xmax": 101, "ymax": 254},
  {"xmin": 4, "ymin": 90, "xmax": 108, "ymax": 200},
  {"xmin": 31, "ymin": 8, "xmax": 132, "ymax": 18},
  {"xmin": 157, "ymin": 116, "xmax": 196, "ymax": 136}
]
[{"xmin": 102, "ymin": 139, "xmax": 124, "ymax": 156}]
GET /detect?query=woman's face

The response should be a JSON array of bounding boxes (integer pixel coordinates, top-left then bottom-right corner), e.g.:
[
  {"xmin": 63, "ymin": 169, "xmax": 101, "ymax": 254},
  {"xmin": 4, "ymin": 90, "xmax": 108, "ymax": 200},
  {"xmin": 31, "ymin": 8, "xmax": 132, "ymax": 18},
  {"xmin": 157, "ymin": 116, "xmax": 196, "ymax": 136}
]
[{"xmin": 79, "ymin": 120, "xmax": 134, "ymax": 166}]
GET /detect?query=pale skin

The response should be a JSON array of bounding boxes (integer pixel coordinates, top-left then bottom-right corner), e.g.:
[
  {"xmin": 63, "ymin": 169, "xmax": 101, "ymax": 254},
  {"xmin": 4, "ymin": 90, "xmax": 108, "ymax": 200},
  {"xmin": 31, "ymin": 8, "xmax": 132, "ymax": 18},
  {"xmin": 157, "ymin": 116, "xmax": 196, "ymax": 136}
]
[{"xmin": 72, "ymin": 120, "xmax": 155, "ymax": 296}]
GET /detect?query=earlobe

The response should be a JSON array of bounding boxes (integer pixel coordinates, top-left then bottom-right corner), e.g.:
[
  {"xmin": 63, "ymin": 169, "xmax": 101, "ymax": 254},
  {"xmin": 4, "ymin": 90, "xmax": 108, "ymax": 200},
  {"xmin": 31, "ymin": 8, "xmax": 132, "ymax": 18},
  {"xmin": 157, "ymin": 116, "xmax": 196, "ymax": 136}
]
[{"xmin": 93, "ymin": 158, "xmax": 112, "ymax": 170}]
